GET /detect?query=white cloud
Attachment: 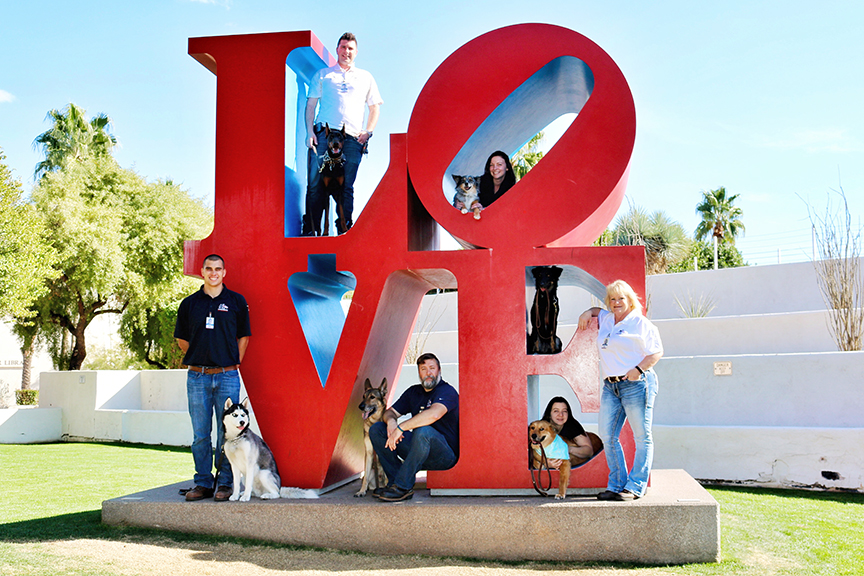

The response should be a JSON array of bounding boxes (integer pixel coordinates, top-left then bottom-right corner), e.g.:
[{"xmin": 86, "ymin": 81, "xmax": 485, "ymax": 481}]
[{"xmin": 0, "ymin": 89, "xmax": 15, "ymax": 104}]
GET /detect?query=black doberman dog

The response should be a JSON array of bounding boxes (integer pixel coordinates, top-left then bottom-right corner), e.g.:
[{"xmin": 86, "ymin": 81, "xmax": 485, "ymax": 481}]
[
  {"xmin": 319, "ymin": 123, "xmax": 349, "ymax": 236},
  {"xmin": 528, "ymin": 266, "xmax": 563, "ymax": 354}
]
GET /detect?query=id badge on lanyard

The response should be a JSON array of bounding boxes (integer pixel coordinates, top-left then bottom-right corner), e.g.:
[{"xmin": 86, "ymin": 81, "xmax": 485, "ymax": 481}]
[{"xmin": 206, "ymin": 313, "xmax": 214, "ymax": 330}]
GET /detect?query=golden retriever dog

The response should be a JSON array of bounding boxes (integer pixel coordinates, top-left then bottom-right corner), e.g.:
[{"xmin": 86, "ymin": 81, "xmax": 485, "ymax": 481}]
[{"xmin": 528, "ymin": 419, "xmax": 571, "ymax": 499}]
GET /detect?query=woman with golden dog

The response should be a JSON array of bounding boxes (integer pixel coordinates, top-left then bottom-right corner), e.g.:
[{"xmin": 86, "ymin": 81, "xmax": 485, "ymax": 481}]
[
  {"xmin": 577, "ymin": 280, "xmax": 663, "ymax": 501},
  {"xmin": 541, "ymin": 396, "xmax": 597, "ymax": 470}
]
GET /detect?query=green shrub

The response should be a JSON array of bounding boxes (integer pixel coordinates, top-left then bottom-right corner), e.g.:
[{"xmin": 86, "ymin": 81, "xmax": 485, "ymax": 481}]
[{"xmin": 15, "ymin": 389, "xmax": 38, "ymax": 405}]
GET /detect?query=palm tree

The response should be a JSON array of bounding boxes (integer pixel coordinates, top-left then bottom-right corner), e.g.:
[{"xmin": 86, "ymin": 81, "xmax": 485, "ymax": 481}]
[
  {"xmin": 695, "ymin": 187, "xmax": 745, "ymax": 269},
  {"xmin": 33, "ymin": 103, "xmax": 116, "ymax": 179}
]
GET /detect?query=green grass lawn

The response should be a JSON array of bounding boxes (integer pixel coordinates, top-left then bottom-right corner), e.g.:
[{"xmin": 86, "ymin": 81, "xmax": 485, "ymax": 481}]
[
  {"xmin": 1, "ymin": 442, "xmax": 863, "ymax": 575},
  {"xmin": 0, "ymin": 442, "xmax": 192, "ymax": 541}
]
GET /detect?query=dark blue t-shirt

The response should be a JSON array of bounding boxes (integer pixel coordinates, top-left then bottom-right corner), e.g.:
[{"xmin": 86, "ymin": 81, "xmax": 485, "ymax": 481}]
[
  {"xmin": 174, "ymin": 285, "xmax": 251, "ymax": 367},
  {"xmin": 392, "ymin": 380, "xmax": 459, "ymax": 458}
]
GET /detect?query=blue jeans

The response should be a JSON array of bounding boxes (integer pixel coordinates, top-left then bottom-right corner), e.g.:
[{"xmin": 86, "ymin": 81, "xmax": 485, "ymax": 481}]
[
  {"xmin": 369, "ymin": 421, "xmax": 458, "ymax": 491},
  {"xmin": 186, "ymin": 369, "xmax": 241, "ymax": 489},
  {"xmin": 598, "ymin": 371, "xmax": 658, "ymax": 497},
  {"xmin": 305, "ymin": 129, "xmax": 364, "ymax": 232}
]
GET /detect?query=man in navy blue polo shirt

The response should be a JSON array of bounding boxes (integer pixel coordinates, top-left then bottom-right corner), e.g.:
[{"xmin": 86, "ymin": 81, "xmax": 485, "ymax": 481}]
[
  {"xmin": 370, "ymin": 352, "xmax": 459, "ymax": 502},
  {"xmin": 174, "ymin": 254, "xmax": 251, "ymax": 501}
]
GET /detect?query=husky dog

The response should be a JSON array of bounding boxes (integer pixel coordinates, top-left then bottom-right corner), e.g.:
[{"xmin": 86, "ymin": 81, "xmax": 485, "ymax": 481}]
[
  {"xmin": 222, "ymin": 398, "xmax": 283, "ymax": 501},
  {"xmin": 451, "ymin": 174, "xmax": 483, "ymax": 220},
  {"xmin": 355, "ymin": 378, "xmax": 388, "ymax": 497},
  {"xmin": 222, "ymin": 398, "xmax": 319, "ymax": 501},
  {"xmin": 528, "ymin": 266, "xmax": 563, "ymax": 354}
]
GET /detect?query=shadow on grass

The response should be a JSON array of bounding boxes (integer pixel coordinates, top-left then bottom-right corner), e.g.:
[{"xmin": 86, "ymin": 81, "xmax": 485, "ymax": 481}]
[{"xmin": 0, "ymin": 509, "xmax": 313, "ymax": 552}]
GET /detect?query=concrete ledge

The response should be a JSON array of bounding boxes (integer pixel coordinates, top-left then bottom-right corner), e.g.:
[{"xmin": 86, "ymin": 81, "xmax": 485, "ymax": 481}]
[
  {"xmin": 102, "ymin": 469, "xmax": 719, "ymax": 564},
  {"xmin": 0, "ymin": 407, "xmax": 62, "ymax": 443},
  {"xmin": 654, "ymin": 425, "xmax": 864, "ymax": 490},
  {"xmin": 96, "ymin": 409, "xmax": 191, "ymax": 446}
]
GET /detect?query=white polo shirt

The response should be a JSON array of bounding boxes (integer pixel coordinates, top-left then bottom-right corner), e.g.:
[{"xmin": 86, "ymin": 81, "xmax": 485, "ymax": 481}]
[
  {"xmin": 596, "ymin": 309, "xmax": 663, "ymax": 379},
  {"xmin": 309, "ymin": 63, "xmax": 382, "ymax": 138}
]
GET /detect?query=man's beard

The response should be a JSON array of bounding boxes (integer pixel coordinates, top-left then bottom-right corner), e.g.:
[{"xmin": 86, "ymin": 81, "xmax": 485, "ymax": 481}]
[{"xmin": 421, "ymin": 373, "xmax": 441, "ymax": 391}]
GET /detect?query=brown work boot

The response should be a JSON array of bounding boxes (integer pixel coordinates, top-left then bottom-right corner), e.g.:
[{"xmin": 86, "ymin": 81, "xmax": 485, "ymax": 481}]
[
  {"xmin": 214, "ymin": 486, "xmax": 232, "ymax": 502},
  {"xmin": 185, "ymin": 485, "xmax": 214, "ymax": 501}
]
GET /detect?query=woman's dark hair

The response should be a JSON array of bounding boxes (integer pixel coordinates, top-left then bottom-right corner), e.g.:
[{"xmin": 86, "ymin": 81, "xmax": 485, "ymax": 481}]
[
  {"xmin": 541, "ymin": 396, "xmax": 586, "ymax": 440},
  {"xmin": 478, "ymin": 150, "xmax": 516, "ymax": 208}
]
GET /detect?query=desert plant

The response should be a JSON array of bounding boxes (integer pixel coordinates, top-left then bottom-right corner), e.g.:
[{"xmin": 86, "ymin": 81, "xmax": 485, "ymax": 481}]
[
  {"xmin": 611, "ymin": 204, "xmax": 692, "ymax": 275},
  {"xmin": 807, "ymin": 187, "xmax": 864, "ymax": 351},
  {"xmin": 673, "ymin": 291, "xmax": 717, "ymax": 318},
  {"xmin": 405, "ymin": 291, "xmax": 447, "ymax": 364}
]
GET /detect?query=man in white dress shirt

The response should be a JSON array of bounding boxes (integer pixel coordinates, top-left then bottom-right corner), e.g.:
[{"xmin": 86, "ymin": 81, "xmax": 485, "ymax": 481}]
[{"xmin": 302, "ymin": 32, "xmax": 382, "ymax": 235}]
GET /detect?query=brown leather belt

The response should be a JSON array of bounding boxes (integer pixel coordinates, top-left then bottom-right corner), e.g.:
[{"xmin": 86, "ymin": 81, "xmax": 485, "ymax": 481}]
[
  {"xmin": 605, "ymin": 375, "xmax": 628, "ymax": 383},
  {"xmin": 186, "ymin": 365, "xmax": 240, "ymax": 374}
]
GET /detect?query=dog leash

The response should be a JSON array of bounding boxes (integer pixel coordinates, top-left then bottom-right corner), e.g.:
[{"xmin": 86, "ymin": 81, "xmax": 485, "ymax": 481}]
[{"xmin": 530, "ymin": 441, "xmax": 553, "ymax": 497}]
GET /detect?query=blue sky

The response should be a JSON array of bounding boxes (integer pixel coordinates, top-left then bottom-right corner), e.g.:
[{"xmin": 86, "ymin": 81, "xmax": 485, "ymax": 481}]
[{"xmin": 2, "ymin": 0, "xmax": 862, "ymax": 265}]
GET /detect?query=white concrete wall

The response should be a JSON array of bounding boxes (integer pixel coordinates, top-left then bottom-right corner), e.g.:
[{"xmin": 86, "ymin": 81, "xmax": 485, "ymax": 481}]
[
  {"xmin": 653, "ymin": 426, "xmax": 863, "ymax": 490},
  {"xmin": 35, "ymin": 370, "xmax": 193, "ymax": 445},
  {"xmin": 0, "ymin": 407, "xmax": 62, "ymax": 443},
  {"xmin": 654, "ymin": 353, "xmax": 863, "ymax": 427},
  {"xmin": 654, "ymin": 311, "xmax": 835, "ymax": 356},
  {"xmin": 6, "ymin": 369, "xmax": 259, "ymax": 446},
  {"xmin": 651, "ymin": 353, "xmax": 864, "ymax": 489},
  {"xmin": 646, "ymin": 260, "xmax": 830, "ymax": 318}
]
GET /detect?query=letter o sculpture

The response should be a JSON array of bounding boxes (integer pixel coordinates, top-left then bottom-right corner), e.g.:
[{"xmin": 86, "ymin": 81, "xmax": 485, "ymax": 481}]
[{"xmin": 407, "ymin": 23, "xmax": 636, "ymax": 248}]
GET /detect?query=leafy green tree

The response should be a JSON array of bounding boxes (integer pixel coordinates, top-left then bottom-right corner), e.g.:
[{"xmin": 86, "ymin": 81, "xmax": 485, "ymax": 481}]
[
  {"xmin": 116, "ymin": 178, "xmax": 212, "ymax": 369},
  {"xmin": 28, "ymin": 155, "xmax": 211, "ymax": 370},
  {"xmin": 0, "ymin": 148, "xmax": 57, "ymax": 318},
  {"xmin": 668, "ymin": 239, "xmax": 747, "ymax": 273},
  {"xmin": 695, "ymin": 186, "xmax": 745, "ymax": 244},
  {"xmin": 611, "ymin": 204, "xmax": 692, "ymax": 275},
  {"xmin": 0, "ymin": 148, "xmax": 58, "ymax": 390},
  {"xmin": 511, "ymin": 132, "xmax": 544, "ymax": 179},
  {"xmin": 119, "ymin": 273, "xmax": 203, "ymax": 370},
  {"xmin": 33, "ymin": 103, "xmax": 116, "ymax": 180}
]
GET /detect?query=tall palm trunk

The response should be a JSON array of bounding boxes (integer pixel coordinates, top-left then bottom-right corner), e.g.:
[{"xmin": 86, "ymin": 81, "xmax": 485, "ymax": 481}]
[{"xmin": 20, "ymin": 340, "xmax": 34, "ymax": 391}]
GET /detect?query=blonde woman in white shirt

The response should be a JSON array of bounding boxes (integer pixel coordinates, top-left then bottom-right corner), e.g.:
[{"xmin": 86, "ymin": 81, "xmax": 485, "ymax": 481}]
[{"xmin": 577, "ymin": 280, "xmax": 663, "ymax": 501}]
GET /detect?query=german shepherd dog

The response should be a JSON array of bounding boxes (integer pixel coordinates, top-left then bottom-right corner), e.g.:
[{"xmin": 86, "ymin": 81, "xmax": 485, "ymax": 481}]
[
  {"xmin": 451, "ymin": 174, "xmax": 483, "ymax": 220},
  {"xmin": 320, "ymin": 123, "xmax": 349, "ymax": 236},
  {"xmin": 222, "ymin": 398, "xmax": 318, "ymax": 501},
  {"xmin": 355, "ymin": 378, "xmax": 388, "ymax": 497},
  {"xmin": 528, "ymin": 266, "xmax": 563, "ymax": 354},
  {"xmin": 528, "ymin": 419, "xmax": 571, "ymax": 499}
]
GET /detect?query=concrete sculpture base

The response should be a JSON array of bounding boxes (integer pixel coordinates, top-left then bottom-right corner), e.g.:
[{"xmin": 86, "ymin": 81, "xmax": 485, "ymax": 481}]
[{"xmin": 102, "ymin": 469, "xmax": 719, "ymax": 564}]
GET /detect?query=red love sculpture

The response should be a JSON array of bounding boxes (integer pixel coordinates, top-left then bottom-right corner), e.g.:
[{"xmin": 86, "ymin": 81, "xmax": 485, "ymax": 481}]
[{"xmin": 185, "ymin": 24, "xmax": 642, "ymax": 492}]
